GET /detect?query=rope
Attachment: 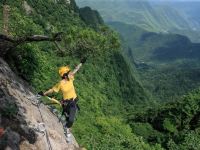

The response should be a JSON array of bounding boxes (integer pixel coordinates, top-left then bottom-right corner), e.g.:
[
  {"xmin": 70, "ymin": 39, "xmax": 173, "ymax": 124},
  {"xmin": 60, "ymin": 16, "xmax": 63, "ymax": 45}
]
[
  {"xmin": 29, "ymin": 95, "xmax": 72, "ymax": 146},
  {"xmin": 37, "ymin": 102, "xmax": 53, "ymax": 150}
]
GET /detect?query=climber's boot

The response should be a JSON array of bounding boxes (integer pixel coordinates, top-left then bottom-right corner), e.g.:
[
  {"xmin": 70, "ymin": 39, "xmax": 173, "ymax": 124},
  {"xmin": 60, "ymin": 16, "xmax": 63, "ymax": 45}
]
[{"xmin": 65, "ymin": 128, "xmax": 72, "ymax": 143}]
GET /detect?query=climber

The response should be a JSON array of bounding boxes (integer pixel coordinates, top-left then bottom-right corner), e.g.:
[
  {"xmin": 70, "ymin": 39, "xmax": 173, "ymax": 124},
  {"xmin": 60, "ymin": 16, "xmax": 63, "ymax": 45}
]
[{"xmin": 38, "ymin": 57, "xmax": 87, "ymax": 138}]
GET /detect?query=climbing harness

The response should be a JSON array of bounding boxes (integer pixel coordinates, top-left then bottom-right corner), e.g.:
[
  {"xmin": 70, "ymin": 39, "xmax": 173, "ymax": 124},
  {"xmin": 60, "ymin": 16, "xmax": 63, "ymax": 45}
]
[{"xmin": 59, "ymin": 99, "xmax": 80, "ymax": 124}]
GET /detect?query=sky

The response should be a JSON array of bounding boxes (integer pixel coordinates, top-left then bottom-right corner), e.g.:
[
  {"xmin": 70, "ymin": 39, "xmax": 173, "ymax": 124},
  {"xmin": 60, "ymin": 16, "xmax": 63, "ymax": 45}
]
[
  {"xmin": 77, "ymin": 0, "xmax": 200, "ymax": 1},
  {"xmin": 149, "ymin": 0, "xmax": 200, "ymax": 2},
  {"xmin": 76, "ymin": 0, "xmax": 200, "ymax": 5}
]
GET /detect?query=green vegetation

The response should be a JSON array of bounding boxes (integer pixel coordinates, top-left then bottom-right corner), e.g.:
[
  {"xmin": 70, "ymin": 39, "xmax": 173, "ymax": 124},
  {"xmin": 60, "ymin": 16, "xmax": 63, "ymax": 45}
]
[
  {"xmin": 109, "ymin": 21, "xmax": 200, "ymax": 102},
  {"xmin": 129, "ymin": 89, "xmax": 200, "ymax": 149},
  {"xmin": 1, "ymin": 103, "xmax": 18, "ymax": 118},
  {"xmin": 0, "ymin": 0, "xmax": 160, "ymax": 149},
  {"xmin": 139, "ymin": 64, "xmax": 200, "ymax": 102},
  {"xmin": 79, "ymin": 6, "xmax": 104, "ymax": 29},
  {"xmin": 76, "ymin": 0, "xmax": 200, "ymax": 42},
  {"xmin": 2, "ymin": 0, "xmax": 200, "ymax": 149},
  {"xmin": 108, "ymin": 22, "xmax": 200, "ymax": 63},
  {"xmin": 76, "ymin": 0, "xmax": 190, "ymax": 32},
  {"xmin": 107, "ymin": 21, "xmax": 200, "ymax": 149}
]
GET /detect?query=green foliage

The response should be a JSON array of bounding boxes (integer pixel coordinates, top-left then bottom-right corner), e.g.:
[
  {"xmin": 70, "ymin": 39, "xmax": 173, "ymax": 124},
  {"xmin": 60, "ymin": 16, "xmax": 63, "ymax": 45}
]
[
  {"xmin": 9, "ymin": 7, "xmax": 44, "ymax": 36},
  {"xmin": 131, "ymin": 123, "xmax": 164, "ymax": 144},
  {"xmin": 139, "ymin": 64, "xmax": 200, "ymax": 102},
  {"xmin": 79, "ymin": 6, "xmax": 104, "ymax": 29},
  {"xmin": 0, "ymin": 6, "xmax": 3, "ymax": 32},
  {"xmin": 129, "ymin": 89, "xmax": 200, "ymax": 149},
  {"xmin": 7, "ymin": 1, "xmax": 200, "ymax": 149},
  {"xmin": 112, "ymin": 52, "xmax": 149, "ymax": 106},
  {"xmin": 109, "ymin": 21, "xmax": 200, "ymax": 103},
  {"xmin": 163, "ymin": 118, "xmax": 177, "ymax": 133},
  {"xmin": 167, "ymin": 131, "xmax": 200, "ymax": 150},
  {"xmin": 2, "ymin": 1, "xmax": 158, "ymax": 149},
  {"xmin": 109, "ymin": 22, "xmax": 200, "ymax": 63},
  {"xmin": 62, "ymin": 26, "xmax": 120, "ymax": 58},
  {"xmin": 74, "ymin": 116, "xmax": 163, "ymax": 150},
  {"xmin": 1, "ymin": 103, "xmax": 18, "ymax": 118},
  {"xmin": 76, "ymin": 0, "xmax": 200, "ymax": 42}
]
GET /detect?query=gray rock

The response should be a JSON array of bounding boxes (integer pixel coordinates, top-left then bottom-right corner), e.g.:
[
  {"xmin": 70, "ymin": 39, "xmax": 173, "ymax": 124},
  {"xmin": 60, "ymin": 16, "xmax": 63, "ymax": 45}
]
[{"xmin": 0, "ymin": 58, "xmax": 80, "ymax": 150}]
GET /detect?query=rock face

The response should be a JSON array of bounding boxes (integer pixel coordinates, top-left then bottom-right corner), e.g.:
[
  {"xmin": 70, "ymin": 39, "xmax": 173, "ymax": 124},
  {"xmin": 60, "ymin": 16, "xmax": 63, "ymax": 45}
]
[{"xmin": 0, "ymin": 58, "xmax": 80, "ymax": 150}]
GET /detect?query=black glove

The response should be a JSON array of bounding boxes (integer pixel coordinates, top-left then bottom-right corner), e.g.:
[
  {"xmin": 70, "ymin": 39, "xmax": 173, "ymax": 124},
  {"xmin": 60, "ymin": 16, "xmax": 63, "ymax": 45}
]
[
  {"xmin": 38, "ymin": 91, "xmax": 44, "ymax": 96},
  {"xmin": 80, "ymin": 57, "xmax": 87, "ymax": 64}
]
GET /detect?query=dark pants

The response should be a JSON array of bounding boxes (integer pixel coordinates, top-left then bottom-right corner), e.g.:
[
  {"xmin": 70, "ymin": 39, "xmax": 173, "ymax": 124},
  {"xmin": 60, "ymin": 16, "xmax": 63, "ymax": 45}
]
[{"xmin": 62, "ymin": 98, "xmax": 78, "ymax": 128}]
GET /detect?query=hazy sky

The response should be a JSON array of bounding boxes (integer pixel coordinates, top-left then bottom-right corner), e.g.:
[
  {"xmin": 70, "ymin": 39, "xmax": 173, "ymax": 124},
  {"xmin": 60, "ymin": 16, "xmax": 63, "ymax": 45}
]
[
  {"xmin": 128, "ymin": 0, "xmax": 200, "ymax": 2},
  {"xmin": 76, "ymin": 0, "xmax": 200, "ymax": 4},
  {"xmin": 149, "ymin": 0, "xmax": 200, "ymax": 2},
  {"xmin": 76, "ymin": 0, "xmax": 200, "ymax": 2}
]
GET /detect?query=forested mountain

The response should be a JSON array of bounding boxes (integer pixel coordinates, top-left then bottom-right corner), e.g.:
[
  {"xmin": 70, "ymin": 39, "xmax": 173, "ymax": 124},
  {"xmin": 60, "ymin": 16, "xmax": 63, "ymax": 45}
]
[
  {"xmin": 108, "ymin": 20, "xmax": 200, "ymax": 149},
  {"xmin": 76, "ymin": 0, "xmax": 190, "ymax": 31},
  {"xmin": 1, "ymin": 0, "xmax": 200, "ymax": 149},
  {"xmin": 109, "ymin": 21, "xmax": 200, "ymax": 102},
  {"xmin": 108, "ymin": 22, "xmax": 200, "ymax": 63},
  {"xmin": 76, "ymin": 0, "xmax": 200, "ymax": 42},
  {"xmin": 128, "ymin": 88, "xmax": 200, "ymax": 150},
  {"xmin": 150, "ymin": 1, "xmax": 200, "ymax": 31},
  {"xmin": 0, "ymin": 0, "xmax": 158, "ymax": 149},
  {"xmin": 150, "ymin": 1, "xmax": 200, "ymax": 42}
]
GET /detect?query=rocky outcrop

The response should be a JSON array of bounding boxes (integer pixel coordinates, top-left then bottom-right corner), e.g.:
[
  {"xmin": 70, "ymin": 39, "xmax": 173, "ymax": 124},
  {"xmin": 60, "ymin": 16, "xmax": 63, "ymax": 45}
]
[{"xmin": 0, "ymin": 58, "xmax": 80, "ymax": 150}]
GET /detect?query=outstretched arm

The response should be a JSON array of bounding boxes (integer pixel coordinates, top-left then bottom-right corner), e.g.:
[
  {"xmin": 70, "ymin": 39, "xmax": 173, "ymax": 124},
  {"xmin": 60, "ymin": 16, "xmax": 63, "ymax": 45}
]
[
  {"xmin": 38, "ymin": 89, "xmax": 53, "ymax": 97},
  {"xmin": 69, "ymin": 57, "xmax": 87, "ymax": 77},
  {"xmin": 69, "ymin": 63, "xmax": 82, "ymax": 76},
  {"xmin": 43, "ymin": 89, "xmax": 54, "ymax": 96}
]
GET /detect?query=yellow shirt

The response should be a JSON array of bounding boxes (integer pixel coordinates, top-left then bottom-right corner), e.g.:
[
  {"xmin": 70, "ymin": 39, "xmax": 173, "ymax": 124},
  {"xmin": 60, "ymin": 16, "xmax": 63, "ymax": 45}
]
[{"xmin": 52, "ymin": 77, "xmax": 77, "ymax": 100}]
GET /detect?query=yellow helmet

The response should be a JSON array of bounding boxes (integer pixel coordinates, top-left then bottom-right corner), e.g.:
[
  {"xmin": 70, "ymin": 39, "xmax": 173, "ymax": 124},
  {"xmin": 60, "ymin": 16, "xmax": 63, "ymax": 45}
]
[{"xmin": 58, "ymin": 66, "xmax": 70, "ymax": 77}]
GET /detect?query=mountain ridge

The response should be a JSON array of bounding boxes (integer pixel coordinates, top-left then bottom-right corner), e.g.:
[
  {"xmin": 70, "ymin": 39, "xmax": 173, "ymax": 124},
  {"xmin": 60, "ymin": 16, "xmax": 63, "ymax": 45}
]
[
  {"xmin": 108, "ymin": 21, "xmax": 200, "ymax": 103},
  {"xmin": 76, "ymin": 0, "xmax": 200, "ymax": 42},
  {"xmin": 76, "ymin": 0, "xmax": 191, "ymax": 32}
]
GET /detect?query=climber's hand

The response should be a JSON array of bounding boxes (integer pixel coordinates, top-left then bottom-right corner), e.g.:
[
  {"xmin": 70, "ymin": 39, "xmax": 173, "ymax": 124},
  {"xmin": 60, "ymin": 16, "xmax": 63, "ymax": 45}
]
[
  {"xmin": 80, "ymin": 57, "xmax": 87, "ymax": 64},
  {"xmin": 38, "ymin": 91, "xmax": 44, "ymax": 96}
]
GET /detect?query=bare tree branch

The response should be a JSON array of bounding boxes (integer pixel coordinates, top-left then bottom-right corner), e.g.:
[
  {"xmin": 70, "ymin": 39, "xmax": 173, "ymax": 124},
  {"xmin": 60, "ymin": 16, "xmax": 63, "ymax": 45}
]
[
  {"xmin": 0, "ymin": 33, "xmax": 63, "ymax": 56},
  {"xmin": 0, "ymin": 34, "xmax": 15, "ymax": 42}
]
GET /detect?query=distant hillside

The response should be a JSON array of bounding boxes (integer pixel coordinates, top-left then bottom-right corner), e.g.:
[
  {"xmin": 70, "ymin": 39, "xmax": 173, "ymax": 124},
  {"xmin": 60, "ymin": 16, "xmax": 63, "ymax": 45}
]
[
  {"xmin": 76, "ymin": 0, "xmax": 200, "ymax": 42},
  {"xmin": 150, "ymin": 1, "xmax": 200, "ymax": 42},
  {"xmin": 108, "ymin": 21, "xmax": 200, "ymax": 102},
  {"xmin": 108, "ymin": 21, "xmax": 200, "ymax": 63},
  {"xmin": 76, "ymin": 0, "xmax": 190, "ymax": 32},
  {"xmin": 150, "ymin": 1, "xmax": 200, "ymax": 31}
]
